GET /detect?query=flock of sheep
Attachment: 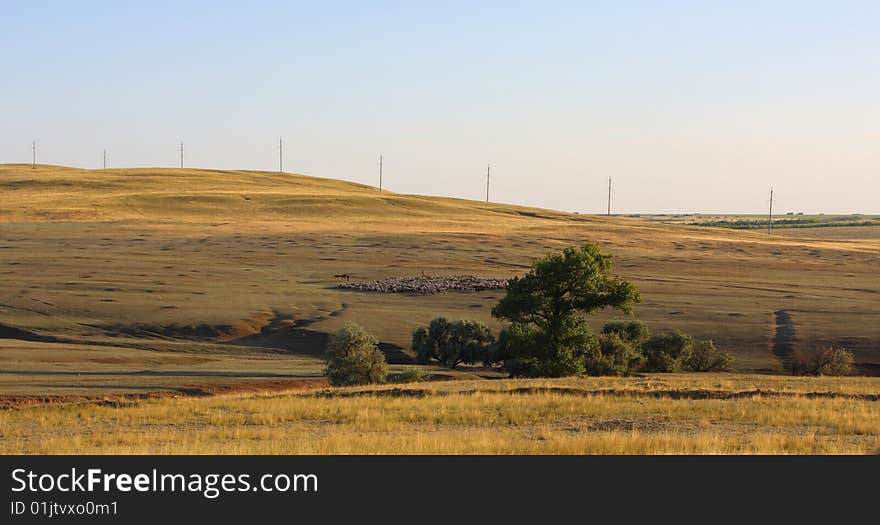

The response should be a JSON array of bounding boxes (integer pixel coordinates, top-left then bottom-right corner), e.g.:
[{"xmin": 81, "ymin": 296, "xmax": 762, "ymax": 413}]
[{"xmin": 335, "ymin": 274, "xmax": 508, "ymax": 295}]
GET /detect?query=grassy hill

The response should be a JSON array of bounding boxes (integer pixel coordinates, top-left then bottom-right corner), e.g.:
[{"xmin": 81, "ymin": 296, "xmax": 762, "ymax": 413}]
[{"xmin": 1, "ymin": 164, "xmax": 879, "ymax": 396}]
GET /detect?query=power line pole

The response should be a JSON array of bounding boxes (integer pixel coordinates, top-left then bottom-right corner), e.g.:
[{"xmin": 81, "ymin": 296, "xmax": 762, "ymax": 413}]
[
  {"xmin": 486, "ymin": 164, "xmax": 490, "ymax": 203},
  {"xmin": 607, "ymin": 177, "xmax": 612, "ymax": 216},
  {"xmin": 32, "ymin": 141, "xmax": 36, "ymax": 169},
  {"xmin": 278, "ymin": 138, "xmax": 283, "ymax": 173},
  {"xmin": 103, "ymin": 149, "xmax": 107, "ymax": 169},
  {"xmin": 178, "ymin": 141, "xmax": 184, "ymax": 169},
  {"xmin": 768, "ymin": 188, "xmax": 774, "ymax": 234},
  {"xmin": 379, "ymin": 154, "xmax": 383, "ymax": 191}
]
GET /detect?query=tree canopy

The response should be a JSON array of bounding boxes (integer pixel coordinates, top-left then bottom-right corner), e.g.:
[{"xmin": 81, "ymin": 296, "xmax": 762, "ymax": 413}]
[
  {"xmin": 412, "ymin": 318, "xmax": 495, "ymax": 368},
  {"xmin": 492, "ymin": 244, "xmax": 641, "ymax": 377},
  {"xmin": 325, "ymin": 323, "xmax": 388, "ymax": 386}
]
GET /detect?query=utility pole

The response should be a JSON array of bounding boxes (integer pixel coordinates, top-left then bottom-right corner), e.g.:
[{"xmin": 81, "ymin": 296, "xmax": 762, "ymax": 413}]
[
  {"xmin": 486, "ymin": 164, "xmax": 490, "ymax": 203},
  {"xmin": 768, "ymin": 188, "xmax": 774, "ymax": 234},
  {"xmin": 278, "ymin": 138, "xmax": 283, "ymax": 173},
  {"xmin": 379, "ymin": 154, "xmax": 383, "ymax": 191},
  {"xmin": 607, "ymin": 177, "xmax": 612, "ymax": 216},
  {"xmin": 103, "ymin": 149, "xmax": 107, "ymax": 169},
  {"xmin": 32, "ymin": 141, "xmax": 36, "ymax": 169},
  {"xmin": 178, "ymin": 141, "xmax": 184, "ymax": 169}
]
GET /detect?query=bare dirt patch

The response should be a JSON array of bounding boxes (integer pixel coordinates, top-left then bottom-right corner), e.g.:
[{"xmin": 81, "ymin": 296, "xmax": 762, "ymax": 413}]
[{"xmin": 588, "ymin": 418, "xmax": 670, "ymax": 432}]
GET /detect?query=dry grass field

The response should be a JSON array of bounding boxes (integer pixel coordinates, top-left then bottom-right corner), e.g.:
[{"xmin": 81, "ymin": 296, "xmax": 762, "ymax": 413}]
[
  {"xmin": 0, "ymin": 163, "xmax": 878, "ymax": 454},
  {"xmin": 1, "ymin": 375, "xmax": 877, "ymax": 454}
]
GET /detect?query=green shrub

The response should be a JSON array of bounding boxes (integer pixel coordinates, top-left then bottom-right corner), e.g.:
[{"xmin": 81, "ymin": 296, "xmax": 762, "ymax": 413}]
[
  {"xmin": 497, "ymin": 317, "xmax": 597, "ymax": 377},
  {"xmin": 601, "ymin": 320, "xmax": 650, "ymax": 347},
  {"xmin": 584, "ymin": 333, "xmax": 644, "ymax": 376},
  {"xmin": 411, "ymin": 318, "xmax": 451, "ymax": 365},
  {"xmin": 394, "ymin": 368, "xmax": 429, "ymax": 383},
  {"xmin": 790, "ymin": 346, "xmax": 854, "ymax": 376},
  {"xmin": 495, "ymin": 323, "xmax": 538, "ymax": 377},
  {"xmin": 324, "ymin": 323, "xmax": 388, "ymax": 386},
  {"xmin": 641, "ymin": 330, "xmax": 694, "ymax": 372},
  {"xmin": 683, "ymin": 340, "xmax": 735, "ymax": 372},
  {"xmin": 411, "ymin": 326, "xmax": 431, "ymax": 364},
  {"xmin": 445, "ymin": 320, "xmax": 495, "ymax": 368},
  {"xmin": 411, "ymin": 318, "xmax": 494, "ymax": 368}
]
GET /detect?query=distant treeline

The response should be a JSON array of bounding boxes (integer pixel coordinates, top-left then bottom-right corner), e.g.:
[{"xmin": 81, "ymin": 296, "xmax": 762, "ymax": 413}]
[{"xmin": 692, "ymin": 218, "xmax": 879, "ymax": 230}]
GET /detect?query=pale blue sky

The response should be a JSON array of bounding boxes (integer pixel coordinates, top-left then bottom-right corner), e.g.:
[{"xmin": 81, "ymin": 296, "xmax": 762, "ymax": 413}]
[{"xmin": 1, "ymin": 1, "xmax": 877, "ymax": 213}]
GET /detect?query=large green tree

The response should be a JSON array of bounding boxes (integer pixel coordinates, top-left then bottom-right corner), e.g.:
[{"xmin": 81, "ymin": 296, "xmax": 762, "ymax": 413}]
[{"xmin": 492, "ymin": 244, "xmax": 640, "ymax": 377}]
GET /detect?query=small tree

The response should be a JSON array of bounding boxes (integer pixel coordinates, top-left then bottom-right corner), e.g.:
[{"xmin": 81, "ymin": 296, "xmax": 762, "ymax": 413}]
[
  {"xmin": 790, "ymin": 346, "xmax": 854, "ymax": 376},
  {"xmin": 641, "ymin": 330, "xmax": 694, "ymax": 372},
  {"xmin": 411, "ymin": 317, "xmax": 452, "ymax": 365},
  {"xmin": 411, "ymin": 318, "xmax": 494, "ymax": 368},
  {"xmin": 683, "ymin": 340, "xmax": 734, "ymax": 372},
  {"xmin": 492, "ymin": 244, "xmax": 640, "ymax": 377},
  {"xmin": 411, "ymin": 326, "xmax": 432, "ymax": 364},
  {"xmin": 445, "ymin": 320, "xmax": 495, "ymax": 368},
  {"xmin": 601, "ymin": 320, "xmax": 650, "ymax": 347},
  {"xmin": 584, "ymin": 332, "xmax": 644, "ymax": 376},
  {"xmin": 325, "ymin": 323, "xmax": 388, "ymax": 386}
]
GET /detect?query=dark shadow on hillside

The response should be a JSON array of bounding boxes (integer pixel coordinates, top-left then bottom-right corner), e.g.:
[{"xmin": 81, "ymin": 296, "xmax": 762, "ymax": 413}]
[
  {"xmin": 227, "ymin": 327, "xmax": 329, "ymax": 358},
  {"xmin": 225, "ymin": 326, "xmax": 414, "ymax": 364},
  {"xmin": 772, "ymin": 310, "xmax": 796, "ymax": 369},
  {"xmin": 378, "ymin": 342, "xmax": 414, "ymax": 365},
  {"xmin": 96, "ymin": 322, "xmax": 244, "ymax": 340},
  {"xmin": 0, "ymin": 323, "xmax": 57, "ymax": 343}
]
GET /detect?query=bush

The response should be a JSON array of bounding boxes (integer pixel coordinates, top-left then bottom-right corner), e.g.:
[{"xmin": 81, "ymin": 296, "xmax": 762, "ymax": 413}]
[
  {"xmin": 790, "ymin": 346, "xmax": 854, "ymax": 376},
  {"xmin": 411, "ymin": 327, "xmax": 431, "ymax": 364},
  {"xmin": 584, "ymin": 333, "xmax": 644, "ymax": 376},
  {"xmin": 324, "ymin": 323, "xmax": 388, "ymax": 386},
  {"xmin": 683, "ymin": 340, "xmax": 734, "ymax": 372},
  {"xmin": 411, "ymin": 318, "xmax": 451, "ymax": 364},
  {"xmin": 411, "ymin": 318, "xmax": 494, "ymax": 368},
  {"xmin": 495, "ymin": 323, "xmax": 538, "ymax": 376},
  {"xmin": 497, "ymin": 317, "xmax": 597, "ymax": 377},
  {"xmin": 641, "ymin": 330, "xmax": 694, "ymax": 372},
  {"xmin": 446, "ymin": 320, "xmax": 495, "ymax": 368},
  {"xmin": 601, "ymin": 320, "xmax": 650, "ymax": 347},
  {"xmin": 394, "ymin": 368, "xmax": 429, "ymax": 383}
]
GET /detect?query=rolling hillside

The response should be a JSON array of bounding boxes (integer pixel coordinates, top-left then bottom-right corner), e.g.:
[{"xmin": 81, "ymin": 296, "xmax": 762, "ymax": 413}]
[{"xmin": 1, "ymin": 163, "xmax": 878, "ymax": 396}]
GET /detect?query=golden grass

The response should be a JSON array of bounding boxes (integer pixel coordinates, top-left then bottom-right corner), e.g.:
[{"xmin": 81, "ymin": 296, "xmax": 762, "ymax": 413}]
[{"xmin": 1, "ymin": 375, "xmax": 877, "ymax": 454}]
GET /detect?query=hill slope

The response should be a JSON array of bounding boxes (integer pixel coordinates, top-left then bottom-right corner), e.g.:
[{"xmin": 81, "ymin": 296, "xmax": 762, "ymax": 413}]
[{"xmin": 1, "ymin": 164, "xmax": 878, "ymax": 390}]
